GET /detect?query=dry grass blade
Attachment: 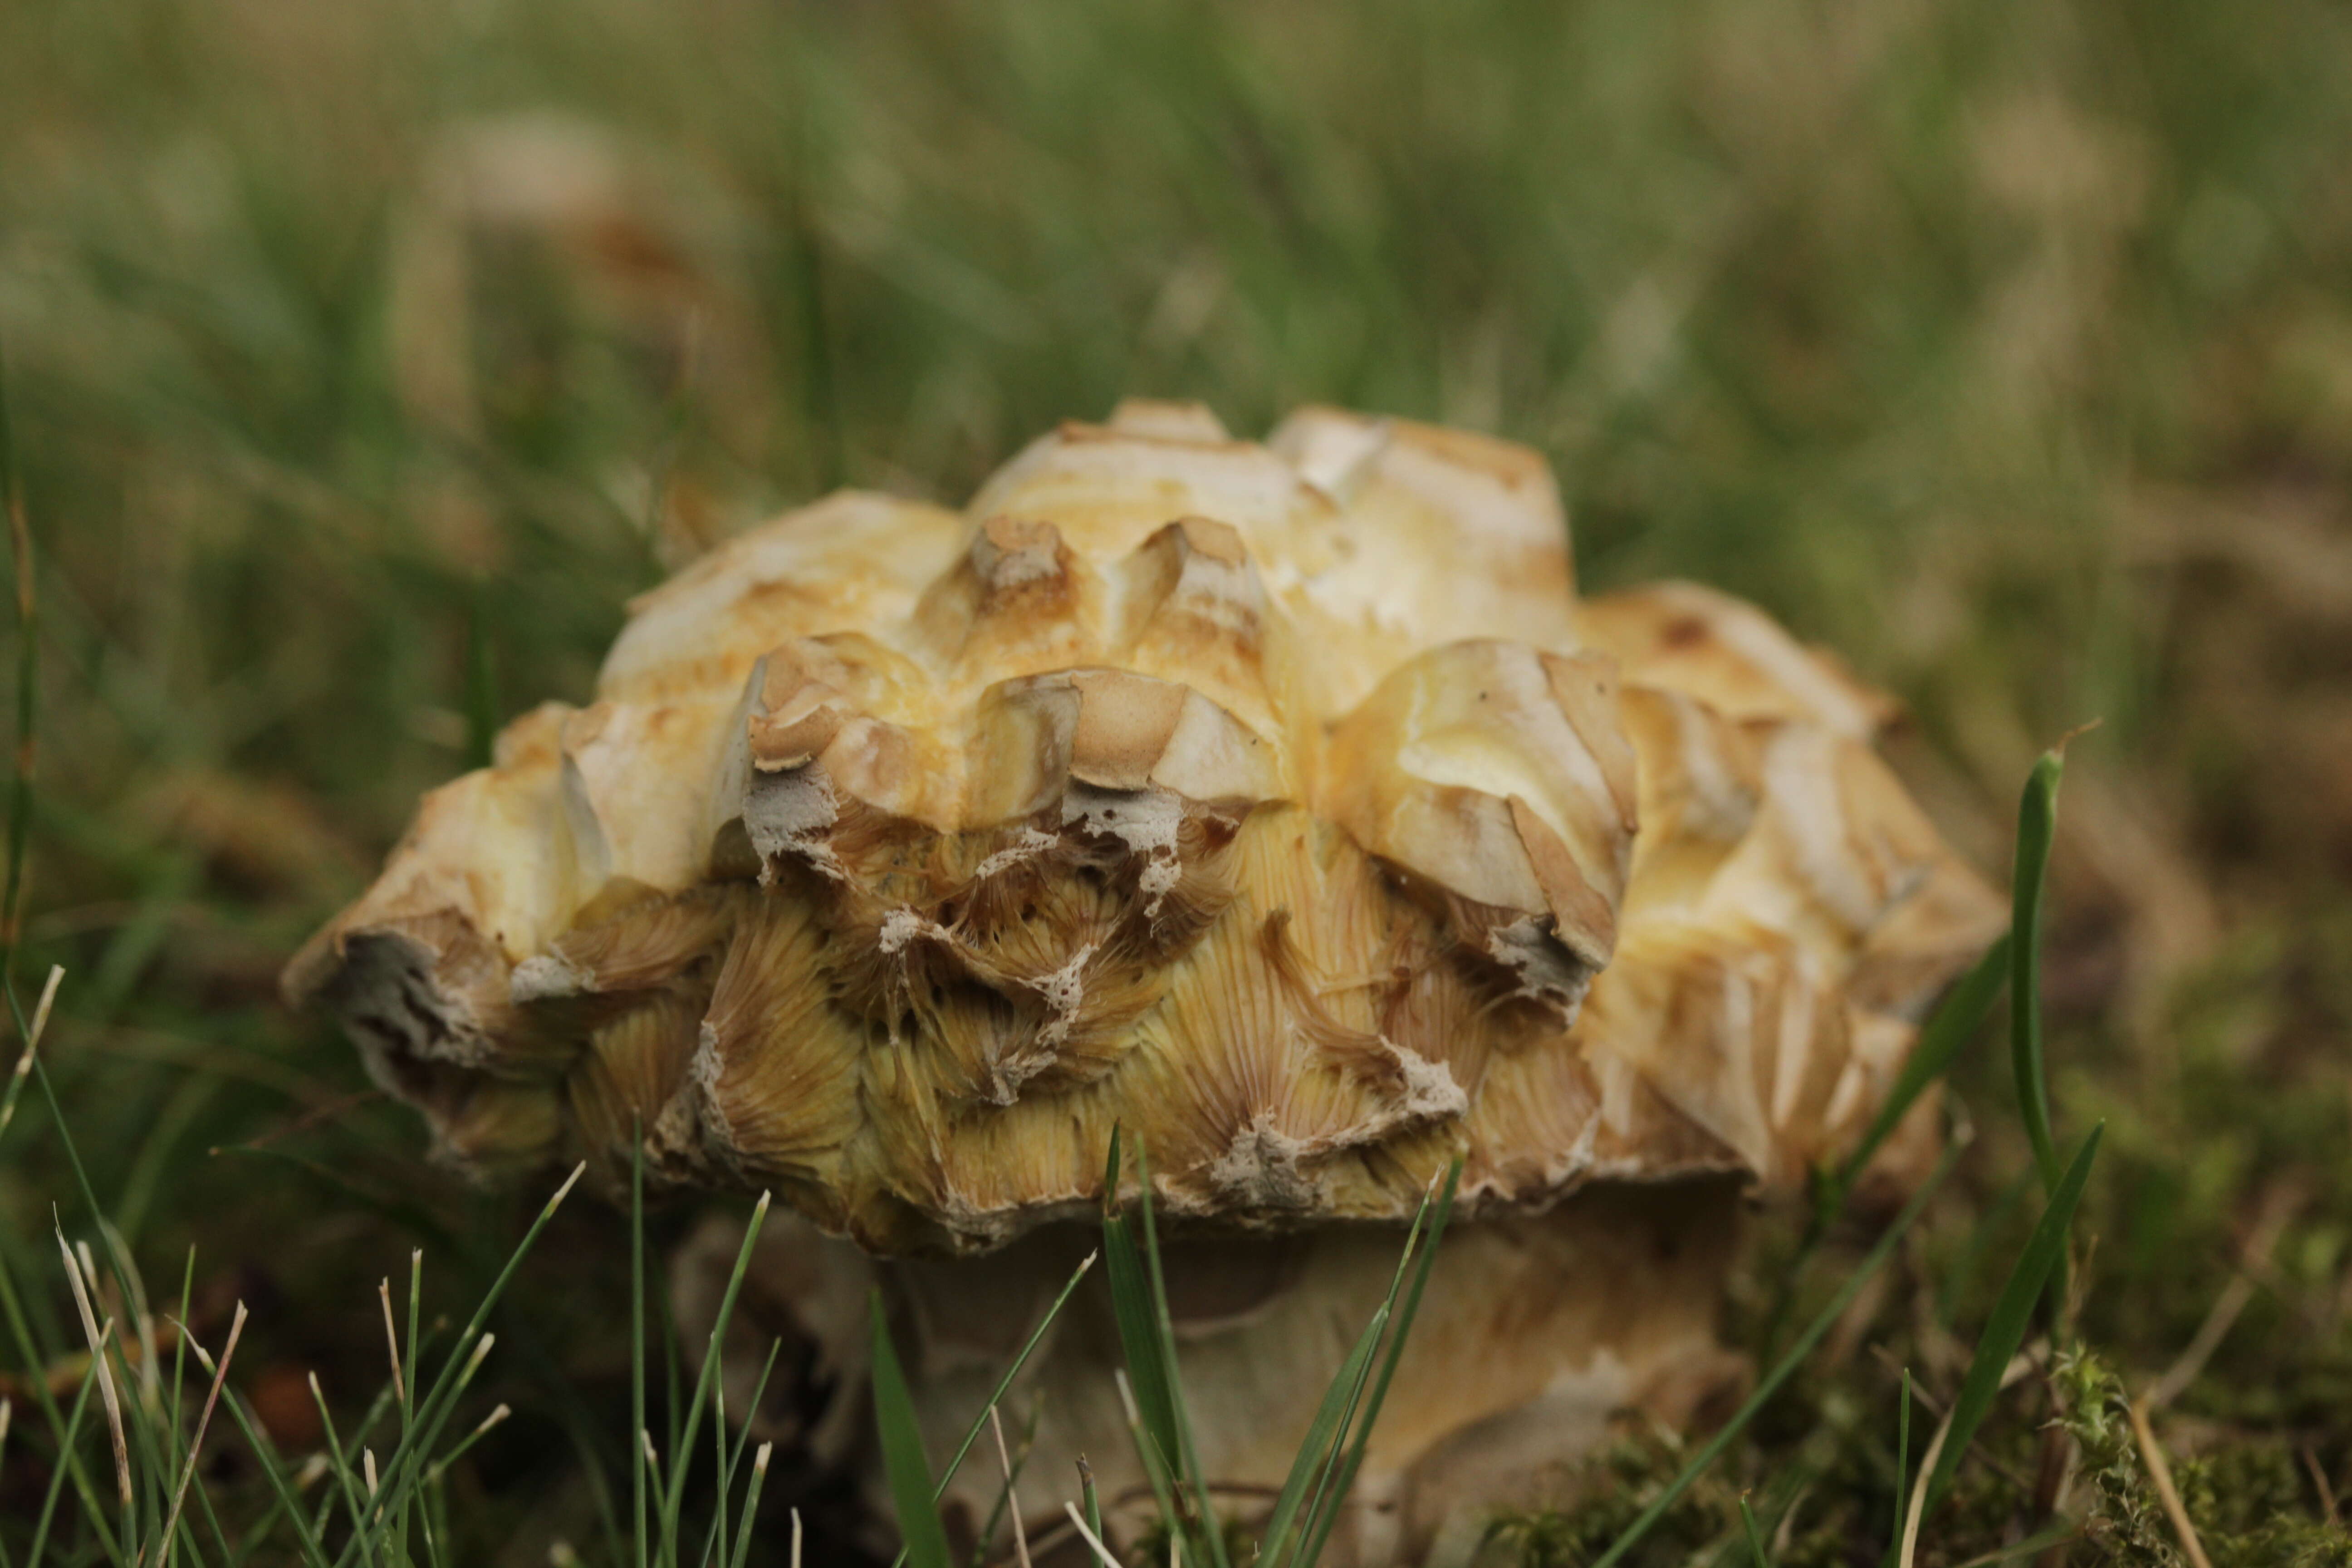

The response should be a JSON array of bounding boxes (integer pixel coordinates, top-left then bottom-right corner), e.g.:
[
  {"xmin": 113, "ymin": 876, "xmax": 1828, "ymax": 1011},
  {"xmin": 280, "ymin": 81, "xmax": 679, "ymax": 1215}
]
[
  {"xmin": 176, "ymin": 1320, "xmax": 332, "ymax": 1564},
  {"xmin": 1896, "ymin": 1409, "xmax": 1953, "ymax": 1568},
  {"xmin": 346, "ymin": 1161, "xmax": 580, "ymax": 1549},
  {"xmin": 379, "ymin": 1279, "xmax": 407, "ymax": 1412},
  {"xmin": 426, "ymin": 1403, "xmax": 510, "ymax": 1481},
  {"xmin": 2128, "ymin": 1399, "xmax": 2214, "ymax": 1568},
  {"xmin": 0, "ymin": 962, "xmax": 62, "ymax": 1142},
  {"xmin": 158, "ymin": 1301, "xmax": 247, "ymax": 1568},
  {"xmin": 2303, "ymin": 1446, "xmax": 2339, "ymax": 1524},
  {"xmin": 54, "ymin": 1220, "xmax": 132, "ymax": 1512},
  {"xmin": 992, "ymin": 1403, "xmax": 1034, "ymax": 1568},
  {"xmin": 2146, "ymin": 1187, "xmax": 2300, "ymax": 1412},
  {"xmin": 1062, "ymin": 1501, "xmax": 1124, "ymax": 1568}
]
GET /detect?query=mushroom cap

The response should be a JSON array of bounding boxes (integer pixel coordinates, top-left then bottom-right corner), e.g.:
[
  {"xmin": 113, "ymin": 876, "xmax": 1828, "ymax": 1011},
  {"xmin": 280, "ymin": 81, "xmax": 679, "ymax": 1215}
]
[{"xmin": 287, "ymin": 401, "xmax": 2000, "ymax": 1254}]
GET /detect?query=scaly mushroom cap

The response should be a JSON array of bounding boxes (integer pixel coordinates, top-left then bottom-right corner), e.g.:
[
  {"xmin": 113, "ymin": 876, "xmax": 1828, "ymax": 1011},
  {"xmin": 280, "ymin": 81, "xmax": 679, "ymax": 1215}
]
[{"xmin": 287, "ymin": 401, "xmax": 1999, "ymax": 1254}]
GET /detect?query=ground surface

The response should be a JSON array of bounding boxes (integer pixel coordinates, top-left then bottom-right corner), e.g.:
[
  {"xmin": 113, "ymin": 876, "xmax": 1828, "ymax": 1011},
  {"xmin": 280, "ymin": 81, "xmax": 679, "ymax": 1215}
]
[{"xmin": 1, "ymin": 0, "xmax": 2350, "ymax": 1562}]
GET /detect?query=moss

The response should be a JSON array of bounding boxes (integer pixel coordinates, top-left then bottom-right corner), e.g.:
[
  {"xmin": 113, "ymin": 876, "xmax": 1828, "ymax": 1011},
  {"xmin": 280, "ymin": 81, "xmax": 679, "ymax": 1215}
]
[
  {"xmin": 2050, "ymin": 1348, "xmax": 2180, "ymax": 1566},
  {"xmin": 1474, "ymin": 1433, "xmax": 1735, "ymax": 1568}
]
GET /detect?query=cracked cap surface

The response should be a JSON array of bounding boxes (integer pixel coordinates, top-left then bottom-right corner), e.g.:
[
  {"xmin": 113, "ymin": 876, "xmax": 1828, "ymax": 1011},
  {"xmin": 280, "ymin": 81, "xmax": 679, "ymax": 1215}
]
[{"xmin": 286, "ymin": 400, "xmax": 2001, "ymax": 1254}]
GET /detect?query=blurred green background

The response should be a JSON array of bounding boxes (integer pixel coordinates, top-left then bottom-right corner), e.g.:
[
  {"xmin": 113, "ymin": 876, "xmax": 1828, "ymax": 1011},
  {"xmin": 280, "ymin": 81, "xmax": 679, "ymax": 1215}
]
[{"xmin": 3, "ymin": 0, "xmax": 2351, "ymax": 1559}]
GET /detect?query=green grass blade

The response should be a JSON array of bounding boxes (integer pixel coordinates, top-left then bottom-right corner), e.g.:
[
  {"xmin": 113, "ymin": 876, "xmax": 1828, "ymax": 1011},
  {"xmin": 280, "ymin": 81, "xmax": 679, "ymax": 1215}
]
[
  {"xmin": 339, "ymin": 1162, "xmax": 586, "ymax": 1560},
  {"xmin": 1588, "ymin": 1137, "xmax": 1964, "ymax": 1568},
  {"xmin": 1831, "ymin": 936, "xmax": 2010, "ymax": 1213},
  {"xmin": 1295, "ymin": 1160, "xmax": 1461, "ymax": 1568},
  {"xmin": 1097, "ymin": 1130, "xmax": 1205, "ymax": 1560},
  {"xmin": 1738, "ymin": 1495, "xmax": 1769, "ymax": 1567},
  {"xmin": 1290, "ymin": 1251, "xmax": 1418, "ymax": 1557},
  {"xmin": 27, "ymin": 1356, "xmax": 98, "ymax": 1568},
  {"xmin": 696, "ymin": 1341, "xmax": 778, "ymax": 1568},
  {"xmin": 196, "ymin": 1371, "xmax": 333, "ymax": 1567},
  {"xmin": 220, "ymin": 1469, "xmax": 300, "ymax": 1568},
  {"xmin": 1100, "ymin": 1207, "xmax": 1190, "ymax": 1556},
  {"xmin": 1079, "ymin": 1455, "xmax": 1103, "ymax": 1550},
  {"xmin": 1921, "ymin": 1124, "xmax": 2102, "ymax": 1517},
  {"xmin": 1254, "ymin": 1304, "xmax": 1389, "ymax": 1568},
  {"xmin": 871, "ymin": 1292, "xmax": 954, "ymax": 1568},
  {"xmin": 307, "ymin": 1375, "xmax": 381, "ymax": 1568},
  {"xmin": 1766, "ymin": 936, "xmax": 2011, "ymax": 1357},
  {"xmin": 397, "ymin": 1253, "xmax": 421, "ymax": 1567},
  {"xmin": 1097, "ymin": 1129, "xmax": 1181, "ymax": 1479},
  {"xmin": 2010, "ymin": 751, "xmax": 2065, "ymax": 1193},
  {"xmin": 185, "ymin": 1442, "xmax": 243, "ymax": 1568},
  {"xmin": 166, "ymin": 1247, "xmax": 196, "ymax": 1513},
  {"xmin": 661, "ymin": 1268, "xmax": 684, "ymax": 1494},
  {"xmin": 103, "ymin": 1333, "xmax": 192, "ymax": 1567},
  {"xmin": 639, "ymin": 1430, "xmax": 671, "ymax": 1555},
  {"xmin": 1109, "ymin": 1366, "xmax": 1186, "ymax": 1554},
  {"xmin": 462, "ymin": 586, "xmax": 500, "ymax": 773},
  {"xmin": 1130, "ymin": 1137, "xmax": 1230, "ymax": 1568},
  {"xmin": 659, "ymin": 1190, "xmax": 769, "ymax": 1564},
  {"xmin": 424, "ymin": 1401, "xmax": 510, "ymax": 1482},
  {"xmin": 708, "ymin": 1381, "xmax": 730, "ymax": 1568},
  {"xmin": 24, "ymin": 1018, "xmax": 151, "ymax": 1352},
  {"xmin": 725, "ymin": 1443, "xmax": 774, "ymax": 1568},
  {"xmin": 722, "ymin": 1338, "xmax": 781, "ymax": 1494},
  {"xmin": 632, "ymin": 1126, "xmax": 648, "ymax": 1568},
  {"xmin": 1100, "ymin": 1206, "xmax": 1179, "ymax": 1455},
  {"xmin": 913, "ymin": 1244, "xmax": 1095, "ymax": 1535},
  {"xmin": 0, "ymin": 340, "xmax": 39, "ymax": 988},
  {"xmin": 24, "ymin": 995, "xmax": 214, "ymax": 1560},
  {"xmin": 882, "ymin": 1246, "xmax": 1098, "ymax": 1568},
  {"xmin": 1949, "ymin": 1523, "xmax": 2081, "ymax": 1567},
  {"xmin": 1888, "ymin": 1367, "xmax": 1911, "ymax": 1563},
  {"xmin": 1937, "ymin": 1166, "xmax": 2037, "ymax": 1328}
]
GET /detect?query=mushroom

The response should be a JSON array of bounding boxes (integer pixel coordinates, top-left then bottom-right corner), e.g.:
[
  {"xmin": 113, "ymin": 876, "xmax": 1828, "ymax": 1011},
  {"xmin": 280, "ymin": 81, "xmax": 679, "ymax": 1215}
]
[{"xmin": 289, "ymin": 401, "xmax": 2000, "ymax": 1562}]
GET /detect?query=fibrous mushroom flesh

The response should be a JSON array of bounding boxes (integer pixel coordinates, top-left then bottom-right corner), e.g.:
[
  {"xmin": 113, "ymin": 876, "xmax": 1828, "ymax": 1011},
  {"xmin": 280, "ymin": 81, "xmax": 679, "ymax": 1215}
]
[{"xmin": 290, "ymin": 400, "xmax": 2000, "ymax": 1562}]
